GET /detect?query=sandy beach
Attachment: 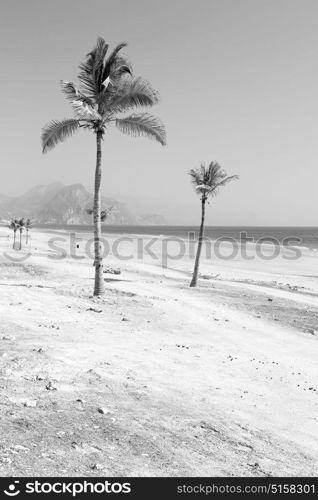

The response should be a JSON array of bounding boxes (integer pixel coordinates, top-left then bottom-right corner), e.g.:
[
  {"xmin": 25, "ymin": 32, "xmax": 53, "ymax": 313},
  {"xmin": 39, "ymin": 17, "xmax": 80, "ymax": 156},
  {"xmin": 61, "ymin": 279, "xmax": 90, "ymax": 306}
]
[{"xmin": 0, "ymin": 226, "xmax": 317, "ymax": 477}]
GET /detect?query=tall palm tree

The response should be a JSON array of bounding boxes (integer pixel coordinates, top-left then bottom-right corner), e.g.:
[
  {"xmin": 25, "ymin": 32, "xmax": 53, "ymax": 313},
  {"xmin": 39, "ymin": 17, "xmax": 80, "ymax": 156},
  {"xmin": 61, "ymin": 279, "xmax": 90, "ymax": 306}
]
[
  {"xmin": 18, "ymin": 217, "xmax": 25, "ymax": 250},
  {"xmin": 9, "ymin": 218, "xmax": 19, "ymax": 249},
  {"xmin": 42, "ymin": 37, "xmax": 166, "ymax": 296},
  {"xmin": 189, "ymin": 162, "xmax": 239, "ymax": 288},
  {"xmin": 25, "ymin": 218, "xmax": 32, "ymax": 245}
]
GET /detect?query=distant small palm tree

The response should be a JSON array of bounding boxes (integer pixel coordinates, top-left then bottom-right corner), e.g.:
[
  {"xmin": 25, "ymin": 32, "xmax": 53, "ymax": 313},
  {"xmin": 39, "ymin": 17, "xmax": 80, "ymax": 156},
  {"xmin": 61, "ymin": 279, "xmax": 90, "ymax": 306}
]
[
  {"xmin": 25, "ymin": 218, "xmax": 32, "ymax": 245},
  {"xmin": 9, "ymin": 218, "xmax": 19, "ymax": 249},
  {"xmin": 86, "ymin": 206, "xmax": 113, "ymax": 222},
  {"xmin": 42, "ymin": 37, "xmax": 166, "ymax": 296},
  {"xmin": 189, "ymin": 162, "xmax": 239, "ymax": 287},
  {"xmin": 100, "ymin": 208, "xmax": 113, "ymax": 222},
  {"xmin": 18, "ymin": 217, "xmax": 25, "ymax": 250}
]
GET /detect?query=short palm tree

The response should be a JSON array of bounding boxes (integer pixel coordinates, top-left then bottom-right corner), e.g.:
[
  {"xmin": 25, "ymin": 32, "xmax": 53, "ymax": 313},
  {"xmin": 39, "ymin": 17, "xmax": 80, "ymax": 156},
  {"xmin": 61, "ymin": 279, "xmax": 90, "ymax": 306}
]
[
  {"xmin": 42, "ymin": 37, "xmax": 166, "ymax": 295},
  {"xmin": 25, "ymin": 218, "xmax": 32, "ymax": 245},
  {"xmin": 9, "ymin": 218, "xmax": 19, "ymax": 249},
  {"xmin": 189, "ymin": 162, "xmax": 239, "ymax": 287},
  {"xmin": 18, "ymin": 217, "xmax": 25, "ymax": 250},
  {"xmin": 86, "ymin": 206, "xmax": 113, "ymax": 222}
]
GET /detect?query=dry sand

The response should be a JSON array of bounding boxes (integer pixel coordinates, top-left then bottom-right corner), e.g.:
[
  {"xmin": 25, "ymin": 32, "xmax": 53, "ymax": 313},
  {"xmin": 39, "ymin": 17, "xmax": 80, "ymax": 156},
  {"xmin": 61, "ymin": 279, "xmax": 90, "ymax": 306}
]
[{"xmin": 0, "ymin": 227, "xmax": 317, "ymax": 476}]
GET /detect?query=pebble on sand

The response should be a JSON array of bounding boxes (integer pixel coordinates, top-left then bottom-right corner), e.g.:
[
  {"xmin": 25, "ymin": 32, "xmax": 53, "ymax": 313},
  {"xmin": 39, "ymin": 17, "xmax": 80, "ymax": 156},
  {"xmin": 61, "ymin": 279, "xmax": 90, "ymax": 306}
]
[
  {"xmin": 306, "ymin": 328, "xmax": 316, "ymax": 335},
  {"xmin": 46, "ymin": 382, "xmax": 57, "ymax": 391},
  {"xmin": 97, "ymin": 407, "xmax": 111, "ymax": 415},
  {"xmin": 87, "ymin": 307, "xmax": 102, "ymax": 313},
  {"xmin": 23, "ymin": 400, "xmax": 37, "ymax": 408},
  {"xmin": 92, "ymin": 463, "xmax": 105, "ymax": 470},
  {"xmin": 103, "ymin": 267, "xmax": 121, "ymax": 275}
]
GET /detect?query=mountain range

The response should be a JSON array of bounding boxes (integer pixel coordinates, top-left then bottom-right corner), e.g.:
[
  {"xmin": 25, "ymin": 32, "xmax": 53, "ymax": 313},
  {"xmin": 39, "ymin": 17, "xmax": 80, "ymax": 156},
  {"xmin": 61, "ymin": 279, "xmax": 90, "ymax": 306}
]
[{"xmin": 0, "ymin": 183, "xmax": 166, "ymax": 225}]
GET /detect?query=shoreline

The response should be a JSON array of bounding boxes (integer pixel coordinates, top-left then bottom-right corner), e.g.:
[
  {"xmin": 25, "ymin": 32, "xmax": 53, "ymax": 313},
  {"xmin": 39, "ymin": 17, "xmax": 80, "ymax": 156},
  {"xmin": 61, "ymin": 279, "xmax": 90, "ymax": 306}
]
[
  {"xmin": 28, "ymin": 225, "xmax": 318, "ymax": 252},
  {"xmin": 1, "ymin": 224, "xmax": 317, "ymax": 260}
]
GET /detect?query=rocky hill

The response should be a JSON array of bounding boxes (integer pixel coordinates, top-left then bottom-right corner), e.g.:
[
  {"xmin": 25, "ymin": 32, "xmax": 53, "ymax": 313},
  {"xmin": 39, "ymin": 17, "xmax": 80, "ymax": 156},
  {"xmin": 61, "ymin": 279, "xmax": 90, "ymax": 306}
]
[{"xmin": 0, "ymin": 183, "xmax": 165, "ymax": 225}]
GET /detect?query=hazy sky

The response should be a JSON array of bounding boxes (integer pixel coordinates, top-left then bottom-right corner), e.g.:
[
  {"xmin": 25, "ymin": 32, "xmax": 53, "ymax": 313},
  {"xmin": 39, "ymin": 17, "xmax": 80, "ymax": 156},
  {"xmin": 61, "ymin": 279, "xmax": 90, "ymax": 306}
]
[{"xmin": 1, "ymin": 0, "xmax": 317, "ymax": 225}]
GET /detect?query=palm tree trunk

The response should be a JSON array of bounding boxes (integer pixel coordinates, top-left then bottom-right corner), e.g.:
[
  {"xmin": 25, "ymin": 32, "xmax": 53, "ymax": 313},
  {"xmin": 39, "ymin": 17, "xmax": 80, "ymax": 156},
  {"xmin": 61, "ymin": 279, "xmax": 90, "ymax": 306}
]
[
  {"xmin": 26, "ymin": 229, "xmax": 29, "ymax": 245},
  {"xmin": 93, "ymin": 130, "xmax": 104, "ymax": 296},
  {"xmin": 190, "ymin": 197, "xmax": 206, "ymax": 287},
  {"xmin": 13, "ymin": 230, "xmax": 16, "ymax": 249},
  {"xmin": 19, "ymin": 229, "xmax": 22, "ymax": 250}
]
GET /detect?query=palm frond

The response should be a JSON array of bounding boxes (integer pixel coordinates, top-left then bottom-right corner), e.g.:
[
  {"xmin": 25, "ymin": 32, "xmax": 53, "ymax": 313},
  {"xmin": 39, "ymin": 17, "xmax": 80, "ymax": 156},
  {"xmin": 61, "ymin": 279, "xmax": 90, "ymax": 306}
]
[
  {"xmin": 78, "ymin": 38, "xmax": 108, "ymax": 98},
  {"xmin": 42, "ymin": 119, "xmax": 80, "ymax": 153},
  {"xmin": 109, "ymin": 55, "xmax": 132, "ymax": 82},
  {"xmin": 78, "ymin": 66, "xmax": 97, "ymax": 99},
  {"xmin": 102, "ymin": 42, "xmax": 127, "ymax": 81},
  {"xmin": 60, "ymin": 81, "xmax": 93, "ymax": 106},
  {"xmin": 115, "ymin": 113, "xmax": 166, "ymax": 145},
  {"xmin": 200, "ymin": 163, "xmax": 207, "ymax": 182},
  {"xmin": 70, "ymin": 100, "xmax": 101, "ymax": 121},
  {"xmin": 108, "ymin": 77, "xmax": 159, "ymax": 114},
  {"xmin": 60, "ymin": 80, "xmax": 78, "ymax": 99},
  {"xmin": 93, "ymin": 37, "xmax": 110, "ymax": 89},
  {"xmin": 94, "ymin": 37, "xmax": 109, "ymax": 68},
  {"xmin": 189, "ymin": 168, "xmax": 203, "ymax": 187},
  {"xmin": 78, "ymin": 66, "xmax": 100, "ymax": 99},
  {"xmin": 207, "ymin": 162, "xmax": 227, "ymax": 186},
  {"xmin": 212, "ymin": 175, "xmax": 239, "ymax": 194}
]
